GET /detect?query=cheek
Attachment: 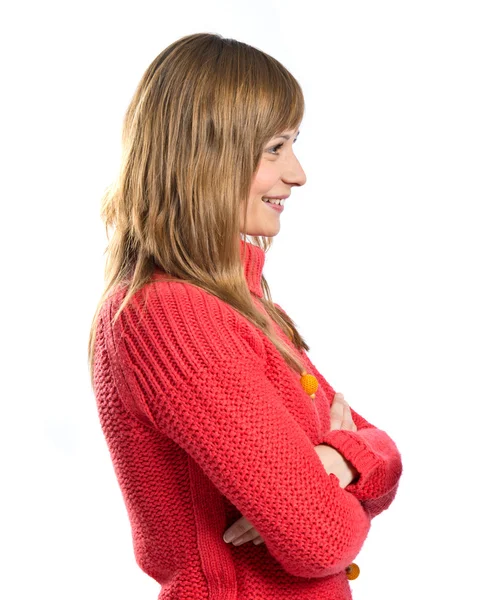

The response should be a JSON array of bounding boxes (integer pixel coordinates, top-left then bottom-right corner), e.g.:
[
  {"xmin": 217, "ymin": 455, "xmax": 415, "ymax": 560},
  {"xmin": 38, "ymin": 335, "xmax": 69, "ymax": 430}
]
[{"xmin": 251, "ymin": 163, "xmax": 279, "ymax": 196}]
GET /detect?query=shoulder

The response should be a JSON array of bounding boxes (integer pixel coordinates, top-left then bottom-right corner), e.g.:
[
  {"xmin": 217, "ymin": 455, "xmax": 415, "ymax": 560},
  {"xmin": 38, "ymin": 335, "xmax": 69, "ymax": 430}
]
[
  {"xmin": 104, "ymin": 276, "xmax": 221, "ymax": 315},
  {"xmin": 105, "ymin": 277, "xmax": 267, "ymax": 362},
  {"xmin": 131, "ymin": 278, "xmax": 239, "ymax": 321}
]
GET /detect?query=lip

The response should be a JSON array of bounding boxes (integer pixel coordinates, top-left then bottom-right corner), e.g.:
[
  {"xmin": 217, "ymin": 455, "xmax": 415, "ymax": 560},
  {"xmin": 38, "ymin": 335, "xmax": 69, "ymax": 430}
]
[
  {"xmin": 262, "ymin": 195, "xmax": 290, "ymax": 200},
  {"xmin": 262, "ymin": 200, "xmax": 285, "ymax": 213}
]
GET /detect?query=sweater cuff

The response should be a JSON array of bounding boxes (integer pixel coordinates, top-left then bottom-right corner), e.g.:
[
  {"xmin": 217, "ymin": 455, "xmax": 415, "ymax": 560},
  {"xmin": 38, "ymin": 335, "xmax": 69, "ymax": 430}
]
[{"xmin": 319, "ymin": 429, "xmax": 383, "ymax": 499}]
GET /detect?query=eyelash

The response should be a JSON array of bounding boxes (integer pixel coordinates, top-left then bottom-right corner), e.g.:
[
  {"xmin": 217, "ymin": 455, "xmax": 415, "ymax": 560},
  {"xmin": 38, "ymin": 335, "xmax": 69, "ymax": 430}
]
[{"xmin": 267, "ymin": 139, "xmax": 298, "ymax": 155}]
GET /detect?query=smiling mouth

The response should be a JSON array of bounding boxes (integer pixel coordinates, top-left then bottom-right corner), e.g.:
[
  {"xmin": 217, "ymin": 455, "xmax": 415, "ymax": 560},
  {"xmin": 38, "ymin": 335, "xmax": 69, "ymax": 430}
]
[
  {"xmin": 261, "ymin": 199, "xmax": 284, "ymax": 212},
  {"xmin": 261, "ymin": 198, "xmax": 286, "ymax": 207}
]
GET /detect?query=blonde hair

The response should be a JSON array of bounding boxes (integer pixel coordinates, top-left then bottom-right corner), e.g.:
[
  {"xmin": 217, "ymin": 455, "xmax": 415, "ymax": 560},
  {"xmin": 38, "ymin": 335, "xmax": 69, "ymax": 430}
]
[{"xmin": 88, "ymin": 32, "xmax": 310, "ymax": 386}]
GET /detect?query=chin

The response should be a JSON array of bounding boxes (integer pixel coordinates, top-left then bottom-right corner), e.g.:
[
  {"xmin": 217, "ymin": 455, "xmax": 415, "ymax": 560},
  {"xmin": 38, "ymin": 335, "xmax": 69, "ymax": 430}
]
[{"xmin": 244, "ymin": 226, "xmax": 280, "ymax": 237}]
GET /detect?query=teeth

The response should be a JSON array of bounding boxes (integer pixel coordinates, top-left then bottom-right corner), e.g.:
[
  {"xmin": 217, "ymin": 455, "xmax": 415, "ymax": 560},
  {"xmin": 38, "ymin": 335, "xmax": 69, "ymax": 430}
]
[{"xmin": 262, "ymin": 197, "xmax": 285, "ymax": 205}]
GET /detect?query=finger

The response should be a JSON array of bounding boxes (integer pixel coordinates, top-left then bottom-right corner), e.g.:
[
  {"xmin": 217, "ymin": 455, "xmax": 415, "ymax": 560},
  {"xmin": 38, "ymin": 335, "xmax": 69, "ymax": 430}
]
[
  {"xmin": 330, "ymin": 393, "xmax": 345, "ymax": 430},
  {"xmin": 252, "ymin": 536, "xmax": 264, "ymax": 545},
  {"xmin": 232, "ymin": 527, "xmax": 261, "ymax": 545},
  {"xmin": 341, "ymin": 419, "xmax": 356, "ymax": 431},
  {"xmin": 341, "ymin": 400, "xmax": 357, "ymax": 431},
  {"xmin": 223, "ymin": 516, "xmax": 253, "ymax": 542}
]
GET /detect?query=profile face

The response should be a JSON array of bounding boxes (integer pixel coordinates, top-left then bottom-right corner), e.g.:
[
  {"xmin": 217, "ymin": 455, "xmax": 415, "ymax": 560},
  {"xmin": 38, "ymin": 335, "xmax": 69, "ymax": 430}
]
[{"xmin": 241, "ymin": 127, "xmax": 306, "ymax": 237}]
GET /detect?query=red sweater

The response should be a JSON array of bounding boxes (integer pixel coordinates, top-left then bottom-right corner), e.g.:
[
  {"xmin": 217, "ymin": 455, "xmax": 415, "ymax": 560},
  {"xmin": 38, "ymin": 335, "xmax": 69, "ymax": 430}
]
[{"xmin": 92, "ymin": 238, "xmax": 403, "ymax": 599}]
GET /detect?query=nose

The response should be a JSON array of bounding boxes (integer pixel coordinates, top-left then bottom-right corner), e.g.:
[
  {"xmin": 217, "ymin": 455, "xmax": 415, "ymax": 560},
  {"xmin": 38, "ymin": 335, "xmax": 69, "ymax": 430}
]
[{"xmin": 282, "ymin": 153, "xmax": 307, "ymax": 188}]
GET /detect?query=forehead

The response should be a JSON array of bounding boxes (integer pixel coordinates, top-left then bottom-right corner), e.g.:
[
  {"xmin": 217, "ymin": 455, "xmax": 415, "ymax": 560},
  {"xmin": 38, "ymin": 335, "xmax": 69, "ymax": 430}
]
[{"xmin": 272, "ymin": 128, "xmax": 300, "ymax": 140}]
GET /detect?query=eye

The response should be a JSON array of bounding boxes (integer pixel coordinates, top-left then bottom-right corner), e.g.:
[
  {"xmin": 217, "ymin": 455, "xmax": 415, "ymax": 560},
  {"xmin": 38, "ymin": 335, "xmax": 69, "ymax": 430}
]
[
  {"xmin": 267, "ymin": 143, "xmax": 284, "ymax": 155},
  {"xmin": 267, "ymin": 137, "xmax": 299, "ymax": 156}
]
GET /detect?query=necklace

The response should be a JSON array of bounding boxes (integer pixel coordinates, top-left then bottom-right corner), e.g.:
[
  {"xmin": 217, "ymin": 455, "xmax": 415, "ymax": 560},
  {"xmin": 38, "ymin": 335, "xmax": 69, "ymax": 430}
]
[
  {"xmin": 300, "ymin": 370, "xmax": 318, "ymax": 400},
  {"xmin": 299, "ymin": 370, "xmax": 360, "ymax": 582}
]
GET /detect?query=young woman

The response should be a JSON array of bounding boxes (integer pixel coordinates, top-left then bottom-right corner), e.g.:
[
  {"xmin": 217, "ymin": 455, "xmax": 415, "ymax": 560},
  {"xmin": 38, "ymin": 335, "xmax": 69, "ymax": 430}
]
[{"xmin": 88, "ymin": 33, "xmax": 403, "ymax": 600}]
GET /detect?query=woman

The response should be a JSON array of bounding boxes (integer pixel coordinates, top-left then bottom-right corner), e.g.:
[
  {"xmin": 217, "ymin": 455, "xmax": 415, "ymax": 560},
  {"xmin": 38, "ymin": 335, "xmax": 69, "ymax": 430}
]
[{"xmin": 88, "ymin": 33, "xmax": 403, "ymax": 599}]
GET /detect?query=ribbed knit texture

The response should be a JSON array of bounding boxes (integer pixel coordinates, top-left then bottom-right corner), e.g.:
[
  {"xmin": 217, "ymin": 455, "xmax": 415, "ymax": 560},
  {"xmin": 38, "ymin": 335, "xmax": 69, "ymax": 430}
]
[{"xmin": 92, "ymin": 238, "xmax": 403, "ymax": 599}]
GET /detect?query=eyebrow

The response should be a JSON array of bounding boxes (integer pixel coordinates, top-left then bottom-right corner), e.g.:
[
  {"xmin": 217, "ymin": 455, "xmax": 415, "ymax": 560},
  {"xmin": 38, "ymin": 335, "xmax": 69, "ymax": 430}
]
[{"xmin": 275, "ymin": 130, "xmax": 300, "ymax": 141}]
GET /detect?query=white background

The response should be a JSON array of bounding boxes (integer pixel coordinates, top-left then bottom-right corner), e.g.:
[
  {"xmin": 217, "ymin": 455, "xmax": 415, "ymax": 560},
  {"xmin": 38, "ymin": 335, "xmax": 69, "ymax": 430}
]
[{"xmin": 1, "ymin": 1, "xmax": 496, "ymax": 598}]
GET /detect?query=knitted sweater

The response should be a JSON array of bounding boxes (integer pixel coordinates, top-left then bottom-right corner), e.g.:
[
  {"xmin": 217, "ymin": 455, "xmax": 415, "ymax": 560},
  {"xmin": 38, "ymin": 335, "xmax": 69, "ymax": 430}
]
[{"xmin": 91, "ymin": 238, "xmax": 403, "ymax": 600}]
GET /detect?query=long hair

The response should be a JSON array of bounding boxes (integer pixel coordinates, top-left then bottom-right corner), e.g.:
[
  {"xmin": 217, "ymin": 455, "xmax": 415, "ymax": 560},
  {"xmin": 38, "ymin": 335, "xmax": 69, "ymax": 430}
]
[{"xmin": 88, "ymin": 33, "xmax": 310, "ymax": 386}]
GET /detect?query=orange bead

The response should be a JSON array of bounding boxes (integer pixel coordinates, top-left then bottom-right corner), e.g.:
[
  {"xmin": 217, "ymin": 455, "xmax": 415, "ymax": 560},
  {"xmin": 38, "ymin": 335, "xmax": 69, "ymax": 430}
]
[
  {"xmin": 345, "ymin": 562, "xmax": 360, "ymax": 580},
  {"xmin": 300, "ymin": 372, "xmax": 319, "ymax": 396}
]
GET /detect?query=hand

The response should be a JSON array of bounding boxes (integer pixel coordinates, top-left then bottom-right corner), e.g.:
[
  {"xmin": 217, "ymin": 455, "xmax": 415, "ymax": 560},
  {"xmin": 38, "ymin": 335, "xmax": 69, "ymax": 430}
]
[
  {"xmin": 329, "ymin": 392, "xmax": 357, "ymax": 432},
  {"xmin": 322, "ymin": 391, "xmax": 359, "ymax": 487},
  {"xmin": 314, "ymin": 443, "xmax": 359, "ymax": 488},
  {"xmin": 223, "ymin": 515, "xmax": 264, "ymax": 547}
]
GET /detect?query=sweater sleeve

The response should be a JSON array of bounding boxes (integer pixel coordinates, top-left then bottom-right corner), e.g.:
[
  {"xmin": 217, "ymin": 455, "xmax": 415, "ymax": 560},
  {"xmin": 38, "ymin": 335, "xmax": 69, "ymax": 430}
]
[
  {"xmin": 106, "ymin": 282, "xmax": 371, "ymax": 579},
  {"xmin": 272, "ymin": 302, "xmax": 403, "ymax": 516},
  {"xmin": 312, "ymin": 368, "xmax": 403, "ymax": 516}
]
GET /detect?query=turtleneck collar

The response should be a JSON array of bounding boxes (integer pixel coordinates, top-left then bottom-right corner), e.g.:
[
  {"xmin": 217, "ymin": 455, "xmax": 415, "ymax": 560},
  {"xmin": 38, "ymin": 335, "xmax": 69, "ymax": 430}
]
[{"xmin": 239, "ymin": 237, "xmax": 265, "ymax": 298}]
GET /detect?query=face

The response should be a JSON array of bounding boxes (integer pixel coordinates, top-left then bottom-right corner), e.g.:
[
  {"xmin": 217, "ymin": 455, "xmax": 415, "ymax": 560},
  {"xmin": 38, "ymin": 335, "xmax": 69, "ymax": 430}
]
[{"xmin": 240, "ymin": 127, "xmax": 306, "ymax": 237}]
